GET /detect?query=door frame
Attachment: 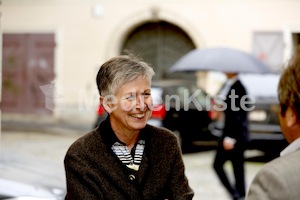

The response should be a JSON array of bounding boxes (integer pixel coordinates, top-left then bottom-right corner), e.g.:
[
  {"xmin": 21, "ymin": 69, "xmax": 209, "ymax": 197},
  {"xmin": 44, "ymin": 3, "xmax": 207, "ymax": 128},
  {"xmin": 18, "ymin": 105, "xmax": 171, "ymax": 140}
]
[{"xmin": 283, "ymin": 25, "xmax": 300, "ymax": 64}]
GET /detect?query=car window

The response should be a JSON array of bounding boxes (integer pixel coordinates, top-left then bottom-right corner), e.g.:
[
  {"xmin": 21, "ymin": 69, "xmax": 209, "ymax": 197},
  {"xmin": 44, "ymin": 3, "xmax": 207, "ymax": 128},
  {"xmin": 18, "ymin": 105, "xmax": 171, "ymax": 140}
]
[
  {"xmin": 166, "ymin": 85, "xmax": 208, "ymax": 108},
  {"xmin": 176, "ymin": 86, "xmax": 187, "ymax": 102},
  {"xmin": 151, "ymin": 80, "xmax": 209, "ymax": 109},
  {"xmin": 239, "ymin": 74, "xmax": 280, "ymax": 98},
  {"xmin": 189, "ymin": 85, "xmax": 208, "ymax": 107},
  {"xmin": 163, "ymin": 86, "xmax": 183, "ymax": 105}
]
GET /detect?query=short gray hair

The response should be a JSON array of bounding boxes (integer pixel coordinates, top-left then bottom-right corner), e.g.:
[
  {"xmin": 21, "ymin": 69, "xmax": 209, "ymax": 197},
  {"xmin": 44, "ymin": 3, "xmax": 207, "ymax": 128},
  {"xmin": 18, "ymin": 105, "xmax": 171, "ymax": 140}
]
[{"xmin": 96, "ymin": 54, "xmax": 155, "ymax": 96}]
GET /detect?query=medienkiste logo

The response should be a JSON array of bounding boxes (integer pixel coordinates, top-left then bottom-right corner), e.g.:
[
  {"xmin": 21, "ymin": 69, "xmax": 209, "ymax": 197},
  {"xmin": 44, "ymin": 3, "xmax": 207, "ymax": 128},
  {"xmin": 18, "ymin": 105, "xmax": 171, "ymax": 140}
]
[{"xmin": 40, "ymin": 80, "xmax": 64, "ymax": 111}]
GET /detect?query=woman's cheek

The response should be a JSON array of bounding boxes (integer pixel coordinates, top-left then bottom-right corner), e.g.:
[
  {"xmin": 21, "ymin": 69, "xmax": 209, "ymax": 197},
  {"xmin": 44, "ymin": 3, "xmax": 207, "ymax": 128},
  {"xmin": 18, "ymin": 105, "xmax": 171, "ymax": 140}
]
[
  {"xmin": 146, "ymin": 98, "xmax": 153, "ymax": 110},
  {"xmin": 120, "ymin": 100, "xmax": 135, "ymax": 111}
]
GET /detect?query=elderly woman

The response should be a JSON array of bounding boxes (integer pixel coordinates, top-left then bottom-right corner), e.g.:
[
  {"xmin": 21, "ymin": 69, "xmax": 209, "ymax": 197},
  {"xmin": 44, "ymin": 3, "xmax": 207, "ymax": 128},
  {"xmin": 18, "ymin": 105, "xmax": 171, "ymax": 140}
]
[{"xmin": 64, "ymin": 54, "xmax": 194, "ymax": 199}]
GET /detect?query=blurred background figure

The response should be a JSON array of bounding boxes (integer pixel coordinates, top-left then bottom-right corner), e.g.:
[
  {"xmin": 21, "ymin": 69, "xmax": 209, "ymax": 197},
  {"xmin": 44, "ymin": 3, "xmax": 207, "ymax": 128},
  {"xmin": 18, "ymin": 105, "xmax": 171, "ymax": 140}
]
[
  {"xmin": 213, "ymin": 72, "xmax": 249, "ymax": 200},
  {"xmin": 247, "ymin": 46, "xmax": 300, "ymax": 200}
]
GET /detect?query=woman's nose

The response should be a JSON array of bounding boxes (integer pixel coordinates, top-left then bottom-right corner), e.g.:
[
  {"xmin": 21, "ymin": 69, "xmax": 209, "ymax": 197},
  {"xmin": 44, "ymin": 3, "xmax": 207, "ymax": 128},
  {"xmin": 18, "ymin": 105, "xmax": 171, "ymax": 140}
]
[{"xmin": 135, "ymin": 95, "xmax": 146, "ymax": 110}]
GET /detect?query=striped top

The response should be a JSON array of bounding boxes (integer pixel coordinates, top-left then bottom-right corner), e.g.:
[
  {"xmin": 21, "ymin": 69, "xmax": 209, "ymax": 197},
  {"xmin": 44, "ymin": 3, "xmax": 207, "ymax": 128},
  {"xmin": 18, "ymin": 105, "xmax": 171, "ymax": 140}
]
[{"xmin": 111, "ymin": 140, "xmax": 145, "ymax": 171}]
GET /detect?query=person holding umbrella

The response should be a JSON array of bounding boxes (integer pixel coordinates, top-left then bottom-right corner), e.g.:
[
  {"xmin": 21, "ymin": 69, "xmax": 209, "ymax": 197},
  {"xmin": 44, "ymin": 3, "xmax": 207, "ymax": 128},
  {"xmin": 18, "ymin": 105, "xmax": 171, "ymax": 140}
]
[
  {"xmin": 212, "ymin": 72, "xmax": 249, "ymax": 200},
  {"xmin": 169, "ymin": 47, "xmax": 272, "ymax": 200}
]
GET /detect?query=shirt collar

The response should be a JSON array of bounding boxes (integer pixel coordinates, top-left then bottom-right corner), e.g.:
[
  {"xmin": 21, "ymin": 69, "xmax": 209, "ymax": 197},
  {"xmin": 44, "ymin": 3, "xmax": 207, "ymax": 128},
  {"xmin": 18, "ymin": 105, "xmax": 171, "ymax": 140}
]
[
  {"xmin": 280, "ymin": 137, "xmax": 300, "ymax": 156},
  {"xmin": 227, "ymin": 76, "xmax": 239, "ymax": 85},
  {"xmin": 218, "ymin": 76, "xmax": 239, "ymax": 96}
]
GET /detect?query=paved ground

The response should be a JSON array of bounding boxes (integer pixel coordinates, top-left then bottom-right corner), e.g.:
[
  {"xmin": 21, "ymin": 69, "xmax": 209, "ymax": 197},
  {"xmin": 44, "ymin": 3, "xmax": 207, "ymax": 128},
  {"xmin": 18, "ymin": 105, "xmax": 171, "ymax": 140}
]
[
  {"xmin": 0, "ymin": 116, "xmax": 267, "ymax": 200},
  {"xmin": 183, "ymin": 150, "xmax": 264, "ymax": 200}
]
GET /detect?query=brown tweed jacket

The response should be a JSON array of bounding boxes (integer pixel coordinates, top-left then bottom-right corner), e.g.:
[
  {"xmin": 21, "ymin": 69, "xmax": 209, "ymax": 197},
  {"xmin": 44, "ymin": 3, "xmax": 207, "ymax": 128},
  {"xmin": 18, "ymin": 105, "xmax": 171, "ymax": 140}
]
[{"xmin": 64, "ymin": 118, "xmax": 194, "ymax": 200}]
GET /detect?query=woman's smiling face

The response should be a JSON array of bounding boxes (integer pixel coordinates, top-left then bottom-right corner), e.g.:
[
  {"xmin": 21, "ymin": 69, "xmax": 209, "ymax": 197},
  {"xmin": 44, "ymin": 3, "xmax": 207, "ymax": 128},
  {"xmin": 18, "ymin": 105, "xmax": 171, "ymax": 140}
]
[{"xmin": 108, "ymin": 76, "xmax": 153, "ymax": 134}]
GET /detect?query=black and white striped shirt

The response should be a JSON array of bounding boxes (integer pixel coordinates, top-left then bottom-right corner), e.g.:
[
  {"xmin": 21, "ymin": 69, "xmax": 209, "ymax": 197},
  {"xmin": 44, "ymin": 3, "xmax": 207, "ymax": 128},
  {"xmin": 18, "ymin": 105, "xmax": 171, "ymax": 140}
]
[{"xmin": 111, "ymin": 140, "xmax": 145, "ymax": 171}]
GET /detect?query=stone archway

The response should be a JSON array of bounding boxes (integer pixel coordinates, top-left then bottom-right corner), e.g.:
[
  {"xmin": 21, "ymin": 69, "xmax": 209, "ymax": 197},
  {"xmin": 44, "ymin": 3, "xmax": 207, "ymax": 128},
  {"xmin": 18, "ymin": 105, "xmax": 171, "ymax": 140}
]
[{"xmin": 121, "ymin": 21, "xmax": 196, "ymax": 80}]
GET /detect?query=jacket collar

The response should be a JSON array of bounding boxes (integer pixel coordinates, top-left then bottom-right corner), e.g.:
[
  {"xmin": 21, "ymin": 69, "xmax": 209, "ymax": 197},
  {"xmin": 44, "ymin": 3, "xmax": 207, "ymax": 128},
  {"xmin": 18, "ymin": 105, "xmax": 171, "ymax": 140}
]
[
  {"xmin": 98, "ymin": 116, "xmax": 150, "ymax": 184},
  {"xmin": 99, "ymin": 116, "xmax": 146, "ymax": 148}
]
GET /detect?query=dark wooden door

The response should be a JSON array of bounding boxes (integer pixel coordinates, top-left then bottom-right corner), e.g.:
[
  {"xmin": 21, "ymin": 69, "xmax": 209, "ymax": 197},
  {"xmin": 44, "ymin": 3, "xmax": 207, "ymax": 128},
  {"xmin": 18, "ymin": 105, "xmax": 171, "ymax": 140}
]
[{"xmin": 1, "ymin": 33, "xmax": 55, "ymax": 114}]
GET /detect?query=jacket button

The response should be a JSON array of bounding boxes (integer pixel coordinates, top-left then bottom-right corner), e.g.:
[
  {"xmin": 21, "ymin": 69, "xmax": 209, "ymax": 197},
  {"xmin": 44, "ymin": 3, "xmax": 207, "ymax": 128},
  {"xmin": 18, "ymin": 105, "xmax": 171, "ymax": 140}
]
[{"xmin": 129, "ymin": 174, "xmax": 135, "ymax": 181}]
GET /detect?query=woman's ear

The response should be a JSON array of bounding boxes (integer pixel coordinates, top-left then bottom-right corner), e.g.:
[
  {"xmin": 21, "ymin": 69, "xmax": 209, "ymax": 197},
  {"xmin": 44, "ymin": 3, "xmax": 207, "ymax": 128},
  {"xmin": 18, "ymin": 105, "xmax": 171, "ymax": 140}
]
[
  {"xmin": 100, "ymin": 96, "xmax": 109, "ymax": 114},
  {"xmin": 100, "ymin": 96, "xmax": 116, "ymax": 114}
]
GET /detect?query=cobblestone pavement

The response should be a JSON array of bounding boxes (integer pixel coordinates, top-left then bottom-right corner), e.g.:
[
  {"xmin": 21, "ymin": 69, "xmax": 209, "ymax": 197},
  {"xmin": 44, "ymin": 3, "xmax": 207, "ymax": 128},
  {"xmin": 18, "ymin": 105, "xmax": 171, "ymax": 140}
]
[
  {"xmin": 0, "ymin": 130, "xmax": 265, "ymax": 200},
  {"xmin": 183, "ymin": 150, "xmax": 264, "ymax": 200}
]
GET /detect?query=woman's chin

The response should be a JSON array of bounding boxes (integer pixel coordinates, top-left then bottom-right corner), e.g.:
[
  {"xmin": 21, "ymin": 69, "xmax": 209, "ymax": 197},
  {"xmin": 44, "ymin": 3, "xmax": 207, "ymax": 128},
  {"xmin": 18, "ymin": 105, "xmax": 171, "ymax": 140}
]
[{"xmin": 129, "ymin": 119, "xmax": 149, "ymax": 130}]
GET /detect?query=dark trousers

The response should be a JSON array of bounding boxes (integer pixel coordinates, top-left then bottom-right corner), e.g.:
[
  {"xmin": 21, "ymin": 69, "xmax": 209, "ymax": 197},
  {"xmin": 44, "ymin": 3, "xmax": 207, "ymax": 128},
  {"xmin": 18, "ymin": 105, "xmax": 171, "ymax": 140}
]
[{"xmin": 213, "ymin": 141, "xmax": 246, "ymax": 199}]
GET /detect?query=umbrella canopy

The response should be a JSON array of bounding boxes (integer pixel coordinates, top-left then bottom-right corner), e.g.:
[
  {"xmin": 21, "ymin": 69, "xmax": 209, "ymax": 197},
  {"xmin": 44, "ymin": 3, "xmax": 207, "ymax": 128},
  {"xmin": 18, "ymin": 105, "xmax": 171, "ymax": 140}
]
[{"xmin": 169, "ymin": 47, "xmax": 273, "ymax": 74}]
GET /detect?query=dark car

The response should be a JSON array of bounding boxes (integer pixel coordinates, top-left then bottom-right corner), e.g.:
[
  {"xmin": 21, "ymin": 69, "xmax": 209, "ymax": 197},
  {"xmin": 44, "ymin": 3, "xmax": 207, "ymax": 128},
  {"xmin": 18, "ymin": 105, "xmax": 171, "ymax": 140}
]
[
  {"xmin": 209, "ymin": 73, "xmax": 288, "ymax": 157},
  {"xmin": 148, "ymin": 79, "xmax": 218, "ymax": 152}
]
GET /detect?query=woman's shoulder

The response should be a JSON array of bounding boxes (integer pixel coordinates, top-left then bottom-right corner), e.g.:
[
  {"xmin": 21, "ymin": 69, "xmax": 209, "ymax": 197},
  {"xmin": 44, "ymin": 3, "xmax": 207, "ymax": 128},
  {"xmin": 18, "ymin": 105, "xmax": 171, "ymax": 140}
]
[
  {"xmin": 146, "ymin": 124, "xmax": 174, "ymax": 136},
  {"xmin": 144, "ymin": 124, "xmax": 179, "ymax": 145},
  {"xmin": 66, "ymin": 129, "xmax": 101, "ymax": 154}
]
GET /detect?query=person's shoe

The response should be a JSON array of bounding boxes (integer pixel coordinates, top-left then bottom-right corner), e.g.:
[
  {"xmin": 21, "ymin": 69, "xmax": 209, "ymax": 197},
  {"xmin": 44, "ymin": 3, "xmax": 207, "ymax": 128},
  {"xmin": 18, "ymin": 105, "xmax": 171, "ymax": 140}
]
[{"xmin": 232, "ymin": 192, "xmax": 245, "ymax": 200}]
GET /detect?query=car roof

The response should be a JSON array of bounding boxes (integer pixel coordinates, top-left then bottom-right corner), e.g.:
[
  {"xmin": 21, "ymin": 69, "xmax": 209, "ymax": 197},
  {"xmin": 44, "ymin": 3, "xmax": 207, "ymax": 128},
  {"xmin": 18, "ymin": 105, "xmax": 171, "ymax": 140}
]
[
  {"xmin": 239, "ymin": 73, "xmax": 280, "ymax": 98},
  {"xmin": 151, "ymin": 79, "xmax": 197, "ymax": 88}
]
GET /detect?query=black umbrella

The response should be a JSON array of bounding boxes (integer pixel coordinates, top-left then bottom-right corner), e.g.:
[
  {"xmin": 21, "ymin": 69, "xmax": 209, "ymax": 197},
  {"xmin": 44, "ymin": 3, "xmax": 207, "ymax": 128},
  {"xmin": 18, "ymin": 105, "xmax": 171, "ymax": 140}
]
[{"xmin": 169, "ymin": 47, "xmax": 273, "ymax": 74}]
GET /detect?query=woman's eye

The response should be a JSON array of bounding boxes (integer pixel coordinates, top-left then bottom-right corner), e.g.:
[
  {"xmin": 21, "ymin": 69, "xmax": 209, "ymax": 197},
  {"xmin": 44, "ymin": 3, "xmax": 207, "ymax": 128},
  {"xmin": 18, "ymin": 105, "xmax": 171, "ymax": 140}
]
[
  {"xmin": 126, "ymin": 95, "xmax": 134, "ymax": 100},
  {"xmin": 143, "ymin": 92, "xmax": 151, "ymax": 97}
]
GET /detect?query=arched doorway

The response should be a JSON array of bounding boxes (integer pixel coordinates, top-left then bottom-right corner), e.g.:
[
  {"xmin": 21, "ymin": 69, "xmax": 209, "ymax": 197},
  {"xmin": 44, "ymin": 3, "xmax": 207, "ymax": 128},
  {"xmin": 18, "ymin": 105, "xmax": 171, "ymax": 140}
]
[{"xmin": 121, "ymin": 21, "xmax": 196, "ymax": 80}]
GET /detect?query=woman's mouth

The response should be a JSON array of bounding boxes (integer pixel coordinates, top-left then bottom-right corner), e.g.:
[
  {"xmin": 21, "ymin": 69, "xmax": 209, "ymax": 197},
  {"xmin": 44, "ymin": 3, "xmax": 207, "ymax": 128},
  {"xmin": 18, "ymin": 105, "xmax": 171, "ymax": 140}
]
[{"xmin": 130, "ymin": 113, "xmax": 145, "ymax": 119}]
